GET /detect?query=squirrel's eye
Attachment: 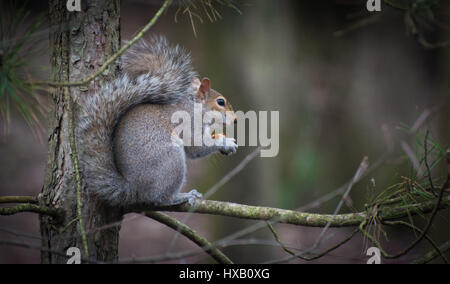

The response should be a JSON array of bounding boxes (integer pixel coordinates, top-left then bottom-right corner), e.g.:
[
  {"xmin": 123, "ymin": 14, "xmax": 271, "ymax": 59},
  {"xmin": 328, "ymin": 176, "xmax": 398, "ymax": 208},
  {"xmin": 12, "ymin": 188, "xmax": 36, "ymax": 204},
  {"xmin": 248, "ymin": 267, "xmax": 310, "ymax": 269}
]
[{"xmin": 216, "ymin": 98, "xmax": 225, "ymax": 107}]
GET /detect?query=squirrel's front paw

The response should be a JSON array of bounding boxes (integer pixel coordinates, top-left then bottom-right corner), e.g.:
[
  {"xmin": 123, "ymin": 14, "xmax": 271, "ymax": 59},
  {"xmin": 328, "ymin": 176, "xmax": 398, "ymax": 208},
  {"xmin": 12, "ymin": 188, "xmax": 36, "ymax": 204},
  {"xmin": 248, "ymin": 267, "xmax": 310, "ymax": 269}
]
[{"xmin": 219, "ymin": 137, "xmax": 238, "ymax": 156}]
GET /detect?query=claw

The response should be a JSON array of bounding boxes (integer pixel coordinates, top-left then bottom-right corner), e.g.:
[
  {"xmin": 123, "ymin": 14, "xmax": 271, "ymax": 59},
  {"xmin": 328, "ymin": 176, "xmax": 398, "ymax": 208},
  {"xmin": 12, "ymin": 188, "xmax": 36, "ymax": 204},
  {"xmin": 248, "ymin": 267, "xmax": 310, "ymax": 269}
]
[
  {"xmin": 218, "ymin": 137, "xmax": 238, "ymax": 156},
  {"xmin": 186, "ymin": 189, "xmax": 203, "ymax": 205},
  {"xmin": 187, "ymin": 196, "xmax": 196, "ymax": 206},
  {"xmin": 189, "ymin": 189, "xmax": 203, "ymax": 199}
]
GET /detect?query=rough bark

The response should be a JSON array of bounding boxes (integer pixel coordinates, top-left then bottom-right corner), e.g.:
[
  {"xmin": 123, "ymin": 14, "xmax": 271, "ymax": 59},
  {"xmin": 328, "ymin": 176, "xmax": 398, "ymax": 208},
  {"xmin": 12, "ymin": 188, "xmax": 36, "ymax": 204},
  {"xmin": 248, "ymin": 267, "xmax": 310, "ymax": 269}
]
[{"xmin": 40, "ymin": 0, "xmax": 121, "ymax": 264}]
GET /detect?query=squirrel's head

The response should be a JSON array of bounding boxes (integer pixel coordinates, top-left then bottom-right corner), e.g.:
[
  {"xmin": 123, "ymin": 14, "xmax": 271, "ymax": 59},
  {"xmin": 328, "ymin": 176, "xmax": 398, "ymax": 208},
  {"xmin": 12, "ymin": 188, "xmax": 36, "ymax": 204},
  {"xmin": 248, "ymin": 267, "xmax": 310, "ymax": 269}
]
[{"xmin": 192, "ymin": 77, "xmax": 237, "ymax": 127}]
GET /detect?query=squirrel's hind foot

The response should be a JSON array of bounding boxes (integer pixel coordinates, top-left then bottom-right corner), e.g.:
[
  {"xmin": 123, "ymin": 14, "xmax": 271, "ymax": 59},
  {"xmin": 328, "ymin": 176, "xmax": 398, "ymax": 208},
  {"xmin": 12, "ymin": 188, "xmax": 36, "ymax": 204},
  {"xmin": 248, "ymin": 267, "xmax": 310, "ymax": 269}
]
[
  {"xmin": 157, "ymin": 189, "xmax": 203, "ymax": 207},
  {"xmin": 184, "ymin": 189, "xmax": 203, "ymax": 205}
]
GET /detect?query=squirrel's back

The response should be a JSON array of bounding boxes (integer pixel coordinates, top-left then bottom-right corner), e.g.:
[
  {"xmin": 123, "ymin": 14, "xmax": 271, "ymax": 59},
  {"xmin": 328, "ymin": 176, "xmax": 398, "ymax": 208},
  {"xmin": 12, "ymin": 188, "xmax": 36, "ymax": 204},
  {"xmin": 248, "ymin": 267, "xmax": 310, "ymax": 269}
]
[{"xmin": 77, "ymin": 36, "xmax": 197, "ymax": 206}]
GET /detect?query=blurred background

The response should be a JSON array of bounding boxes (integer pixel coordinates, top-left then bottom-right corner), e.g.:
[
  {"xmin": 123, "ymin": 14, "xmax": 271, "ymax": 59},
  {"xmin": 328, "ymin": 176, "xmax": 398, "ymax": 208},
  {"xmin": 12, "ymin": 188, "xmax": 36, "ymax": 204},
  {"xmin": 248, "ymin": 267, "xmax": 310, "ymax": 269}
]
[{"xmin": 0, "ymin": 0, "xmax": 449, "ymax": 263}]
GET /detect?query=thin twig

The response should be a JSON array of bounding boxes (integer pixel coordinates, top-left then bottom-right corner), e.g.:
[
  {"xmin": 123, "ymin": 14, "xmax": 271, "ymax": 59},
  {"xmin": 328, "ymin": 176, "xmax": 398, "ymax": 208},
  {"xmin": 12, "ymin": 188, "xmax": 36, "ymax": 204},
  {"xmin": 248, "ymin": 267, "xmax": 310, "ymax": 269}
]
[
  {"xmin": 64, "ymin": 87, "xmax": 88, "ymax": 259},
  {"xmin": 383, "ymin": 220, "xmax": 448, "ymax": 264},
  {"xmin": 265, "ymin": 222, "xmax": 359, "ymax": 263},
  {"xmin": 0, "ymin": 203, "xmax": 62, "ymax": 220},
  {"xmin": 412, "ymin": 240, "xmax": 450, "ymax": 264},
  {"xmin": 334, "ymin": 14, "xmax": 381, "ymax": 37},
  {"xmin": 167, "ymin": 147, "xmax": 261, "ymax": 252},
  {"xmin": 424, "ymin": 130, "xmax": 437, "ymax": 196},
  {"xmin": 205, "ymin": 147, "xmax": 261, "ymax": 199},
  {"xmin": 309, "ymin": 157, "xmax": 369, "ymax": 250},
  {"xmin": 0, "ymin": 228, "xmax": 41, "ymax": 240},
  {"xmin": 0, "ymin": 196, "xmax": 37, "ymax": 204},
  {"xmin": 0, "ymin": 240, "xmax": 97, "ymax": 263},
  {"xmin": 410, "ymin": 109, "xmax": 431, "ymax": 133},
  {"xmin": 401, "ymin": 141, "xmax": 424, "ymax": 177},
  {"xmin": 33, "ymin": 0, "xmax": 172, "ymax": 87},
  {"xmin": 263, "ymin": 157, "xmax": 369, "ymax": 264},
  {"xmin": 118, "ymin": 237, "xmax": 364, "ymax": 264},
  {"xmin": 145, "ymin": 211, "xmax": 233, "ymax": 264}
]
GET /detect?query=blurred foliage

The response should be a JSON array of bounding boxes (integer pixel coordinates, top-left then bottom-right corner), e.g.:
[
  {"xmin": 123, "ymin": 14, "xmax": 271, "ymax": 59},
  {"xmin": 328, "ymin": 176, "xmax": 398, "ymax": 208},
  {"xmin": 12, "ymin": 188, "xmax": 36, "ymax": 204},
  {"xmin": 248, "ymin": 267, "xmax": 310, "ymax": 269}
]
[
  {"xmin": 361, "ymin": 128, "xmax": 448, "ymax": 247},
  {"xmin": 385, "ymin": 0, "xmax": 450, "ymax": 48},
  {"xmin": 0, "ymin": 1, "xmax": 45, "ymax": 133}
]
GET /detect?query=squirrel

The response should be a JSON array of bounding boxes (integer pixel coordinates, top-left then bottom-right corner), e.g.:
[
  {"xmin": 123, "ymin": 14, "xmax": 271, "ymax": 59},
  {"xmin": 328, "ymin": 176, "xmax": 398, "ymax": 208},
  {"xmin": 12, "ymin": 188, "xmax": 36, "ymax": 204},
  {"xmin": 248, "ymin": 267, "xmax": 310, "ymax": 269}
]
[{"xmin": 77, "ymin": 36, "xmax": 238, "ymax": 208}]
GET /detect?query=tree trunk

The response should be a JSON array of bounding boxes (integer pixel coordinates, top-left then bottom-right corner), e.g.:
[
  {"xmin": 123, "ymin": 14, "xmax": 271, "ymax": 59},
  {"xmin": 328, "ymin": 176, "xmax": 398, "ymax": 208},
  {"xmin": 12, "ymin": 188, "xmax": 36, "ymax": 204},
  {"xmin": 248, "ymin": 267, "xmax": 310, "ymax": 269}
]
[{"xmin": 40, "ymin": 0, "xmax": 121, "ymax": 264}]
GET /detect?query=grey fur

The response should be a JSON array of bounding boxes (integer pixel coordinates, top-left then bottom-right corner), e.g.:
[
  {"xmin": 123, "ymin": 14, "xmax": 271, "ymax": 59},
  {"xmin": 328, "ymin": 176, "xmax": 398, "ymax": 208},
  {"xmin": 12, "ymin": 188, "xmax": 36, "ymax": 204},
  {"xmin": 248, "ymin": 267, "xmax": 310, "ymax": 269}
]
[{"xmin": 77, "ymin": 37, "xmax": 236, "ymax": 208}]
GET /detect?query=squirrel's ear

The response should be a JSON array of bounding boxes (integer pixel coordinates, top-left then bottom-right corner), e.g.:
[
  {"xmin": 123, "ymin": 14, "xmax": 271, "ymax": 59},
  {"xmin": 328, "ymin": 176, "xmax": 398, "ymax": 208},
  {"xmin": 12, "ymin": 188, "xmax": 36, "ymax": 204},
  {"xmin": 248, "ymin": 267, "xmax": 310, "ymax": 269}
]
[
  {"xmin": 193, "ymin": 77, "xmax": 205, "ymax": 100},
  {"xmin": 200, "ymin": 77, "xmax": 211, "ymax": 94},
  {"xmin": 192, "ymin": 77, "xmax": 201, "ymax": 91},
  {"xmin": 194, "ymin": 77, "xmax": 210, "ymax": 101}
]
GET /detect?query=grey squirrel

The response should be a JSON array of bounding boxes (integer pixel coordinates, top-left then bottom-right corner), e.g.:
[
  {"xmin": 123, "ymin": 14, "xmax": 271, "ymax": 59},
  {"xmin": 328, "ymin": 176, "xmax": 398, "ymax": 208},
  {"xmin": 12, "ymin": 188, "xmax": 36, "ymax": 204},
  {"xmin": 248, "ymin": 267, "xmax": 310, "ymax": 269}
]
[{"xmin": 78, "ymin": 36, "xmax": 238, "ymax": 208}]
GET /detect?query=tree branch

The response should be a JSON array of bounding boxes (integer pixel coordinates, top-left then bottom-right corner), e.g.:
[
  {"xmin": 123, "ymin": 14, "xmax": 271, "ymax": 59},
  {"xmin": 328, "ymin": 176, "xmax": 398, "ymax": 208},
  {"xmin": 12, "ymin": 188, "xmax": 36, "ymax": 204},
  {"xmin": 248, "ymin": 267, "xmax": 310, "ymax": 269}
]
[
  {"xmin": 0, "ymin": 196, "xmax": 37, "ymax": 204},
  {"xmin": 0, "ymin": 204, "xmax": 63, "ymax": 222},
  {"xmin": 139, "ymin": 193, "xmax": 450, "ymax": 227},
  {"xmin": 151, "ymin": 200, "xmax": 367, "ymax": 227},
  {"xmin": 143, "ymin": 212, "xmax": 233, "ymax": 264},
  {"xmin": 2, "ymin": 192, "xmax": 449, "ymax": 229}
]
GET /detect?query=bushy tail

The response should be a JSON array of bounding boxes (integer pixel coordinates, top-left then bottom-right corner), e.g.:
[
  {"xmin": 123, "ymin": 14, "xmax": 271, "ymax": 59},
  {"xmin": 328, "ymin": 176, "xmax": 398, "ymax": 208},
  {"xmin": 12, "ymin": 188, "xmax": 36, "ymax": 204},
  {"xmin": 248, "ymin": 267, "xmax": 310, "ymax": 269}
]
[{"xmin": 77, "ymin": 36, "xmax": 197, "ymax": 206}]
